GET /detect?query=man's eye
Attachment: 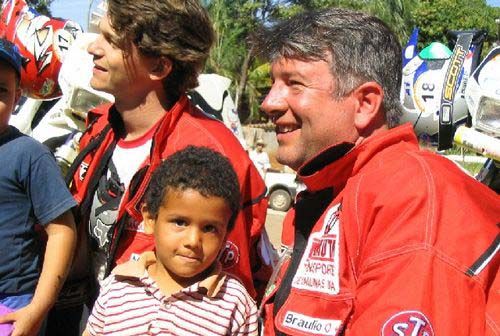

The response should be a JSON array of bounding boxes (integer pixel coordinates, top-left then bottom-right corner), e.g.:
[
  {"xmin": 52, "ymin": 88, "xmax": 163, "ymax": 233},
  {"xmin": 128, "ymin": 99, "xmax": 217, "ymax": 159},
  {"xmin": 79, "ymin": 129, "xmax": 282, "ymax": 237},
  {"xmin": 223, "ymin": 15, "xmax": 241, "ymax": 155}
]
[
  {"xmin": 288, "ymin": 80, "xmax": 305, "ymax": 90},
  {"xmin": 103, "ymin": 34, "xmax": 120, "ymax": 48}
]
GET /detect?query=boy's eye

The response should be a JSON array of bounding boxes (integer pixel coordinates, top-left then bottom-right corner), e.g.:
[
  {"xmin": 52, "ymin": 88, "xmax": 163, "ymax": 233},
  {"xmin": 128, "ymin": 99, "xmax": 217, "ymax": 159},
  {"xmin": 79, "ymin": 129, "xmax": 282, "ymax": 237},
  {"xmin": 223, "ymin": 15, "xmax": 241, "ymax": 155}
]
[
  {"xmin": 172, "ymin": 219, "xmax": 187, "ymax": 227},
  {"xmin": 203, "ymin": 225, "xmax": 218, "ymax": 234}
]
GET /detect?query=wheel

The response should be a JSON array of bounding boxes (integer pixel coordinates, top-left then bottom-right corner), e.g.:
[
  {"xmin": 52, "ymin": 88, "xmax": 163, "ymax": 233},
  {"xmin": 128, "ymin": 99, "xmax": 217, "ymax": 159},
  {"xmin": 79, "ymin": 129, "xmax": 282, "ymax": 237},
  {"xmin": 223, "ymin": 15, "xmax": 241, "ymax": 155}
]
[{"xmin": 269, "ymin": 189, "xmax": 292, "ymax": 212}]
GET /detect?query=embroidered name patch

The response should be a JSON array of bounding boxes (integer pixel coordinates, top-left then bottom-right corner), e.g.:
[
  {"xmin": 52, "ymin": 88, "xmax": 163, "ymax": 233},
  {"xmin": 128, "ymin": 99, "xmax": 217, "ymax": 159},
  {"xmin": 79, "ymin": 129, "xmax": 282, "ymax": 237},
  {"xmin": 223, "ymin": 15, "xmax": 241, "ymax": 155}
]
[
  {"xmin": 381, "ymin": 310, "xmax": 434, "ymax": 336},
  {"xmin": 292, "ymin": 204, "xmax": 341, "ymax": 294},
  {"xmin": 283, "ymin": 311, "xmax": 341, "ymax": 335}
]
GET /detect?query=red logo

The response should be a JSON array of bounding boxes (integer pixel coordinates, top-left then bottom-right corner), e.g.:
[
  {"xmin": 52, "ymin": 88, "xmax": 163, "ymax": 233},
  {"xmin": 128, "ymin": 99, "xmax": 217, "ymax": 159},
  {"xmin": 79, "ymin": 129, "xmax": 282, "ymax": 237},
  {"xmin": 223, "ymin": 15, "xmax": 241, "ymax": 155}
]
[
  {"xmin": 308, "ymin": 235, "xmax": 336, "ymax": 261},
  {"xmin": 382, "ymin": 311, "xmax": 434, "ymax": 336},
  {"xmin": 219, "ymin": 241, "xmax": 239, "ymax": 269}
]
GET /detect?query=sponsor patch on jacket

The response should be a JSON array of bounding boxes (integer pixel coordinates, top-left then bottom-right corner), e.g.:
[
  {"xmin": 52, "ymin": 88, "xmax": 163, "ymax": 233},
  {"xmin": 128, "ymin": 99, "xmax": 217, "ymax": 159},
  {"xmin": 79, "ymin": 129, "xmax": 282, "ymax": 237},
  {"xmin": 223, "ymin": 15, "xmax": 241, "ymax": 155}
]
[
  {"xmin": 219, "ymin": 240, "xmax": 239, "ymax": 269},
  {"xmin": 125, "ymin": 218, "xmax": 144, "ymax": 232},
  {"xmin": 79, "ymin": 162, "xmax": 89, "ymax": 181},
  {"xmin": 283, "ymin": 311, "xmax": 341, "ymax": 335},
  {"xmin": 292, "ymin": 203, "xmax": 341, "ymax": 294},
  {"xmin": 381, "ymin": 310, "xmax": 434, "ymax": 336}
]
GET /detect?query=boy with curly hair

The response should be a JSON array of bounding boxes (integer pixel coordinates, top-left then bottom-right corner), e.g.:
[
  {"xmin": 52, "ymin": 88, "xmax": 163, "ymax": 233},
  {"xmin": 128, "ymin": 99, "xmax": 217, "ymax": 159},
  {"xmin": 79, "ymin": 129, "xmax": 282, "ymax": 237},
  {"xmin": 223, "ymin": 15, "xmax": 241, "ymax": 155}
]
[{"xmin": 84, "ymin": 146, "xmax": 258, "ymax": 336}]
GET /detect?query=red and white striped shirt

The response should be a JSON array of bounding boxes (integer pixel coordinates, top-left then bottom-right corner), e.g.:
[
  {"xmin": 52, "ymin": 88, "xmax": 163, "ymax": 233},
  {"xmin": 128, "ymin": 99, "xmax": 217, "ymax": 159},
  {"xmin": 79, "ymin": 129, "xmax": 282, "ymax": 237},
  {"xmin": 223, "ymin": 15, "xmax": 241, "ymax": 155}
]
[{"xmin": 86, "ymin": 258, "xmax": 258, "ymax": 336}]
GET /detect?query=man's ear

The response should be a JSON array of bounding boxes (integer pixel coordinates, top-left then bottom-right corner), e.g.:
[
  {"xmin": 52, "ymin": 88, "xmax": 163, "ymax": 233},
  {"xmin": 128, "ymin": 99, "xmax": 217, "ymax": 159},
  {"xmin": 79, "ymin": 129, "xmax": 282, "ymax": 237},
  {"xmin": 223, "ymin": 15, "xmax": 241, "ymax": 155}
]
[
  {"xmin": 150, "ymin": 57, "xmax": 172, "ymax": 81},
  {"xmin": 141, "ymin": 203, "xmax": 155, "ymax": 235},
  {"xmin": 352, "ymin": 81, "xmax": 384, "ymax": 132}
]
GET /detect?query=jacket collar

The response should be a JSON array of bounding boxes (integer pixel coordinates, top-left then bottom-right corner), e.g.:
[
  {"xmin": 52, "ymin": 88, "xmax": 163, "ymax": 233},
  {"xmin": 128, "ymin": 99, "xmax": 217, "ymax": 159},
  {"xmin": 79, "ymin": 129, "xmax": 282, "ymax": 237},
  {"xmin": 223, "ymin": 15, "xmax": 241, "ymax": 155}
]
[
  {"xmin": 298, "ymin": 123, "xmax": 418, "ymax": 193},
  {"xmin": 112, "ymin": 251, "xmax": 226, "ymax": 298}
]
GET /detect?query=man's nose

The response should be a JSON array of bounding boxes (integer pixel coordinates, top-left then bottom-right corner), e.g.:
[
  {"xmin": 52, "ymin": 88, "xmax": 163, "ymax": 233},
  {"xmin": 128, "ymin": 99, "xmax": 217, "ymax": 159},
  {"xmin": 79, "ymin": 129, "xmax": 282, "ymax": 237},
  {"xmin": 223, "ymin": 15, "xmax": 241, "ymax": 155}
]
[
  {"xmin": 260, "ymin": 84, "xmax": 287, "ymax": 119},
  {"xmin": 87, "ymin": 35, "xmax": 103, "ymax": 57}
]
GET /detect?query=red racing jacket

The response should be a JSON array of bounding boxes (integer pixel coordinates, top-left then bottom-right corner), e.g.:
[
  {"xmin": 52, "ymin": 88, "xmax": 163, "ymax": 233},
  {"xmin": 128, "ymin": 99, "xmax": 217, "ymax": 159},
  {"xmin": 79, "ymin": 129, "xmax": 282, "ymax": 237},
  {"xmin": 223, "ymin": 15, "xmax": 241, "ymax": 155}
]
[
  {"xmin": 261, "ymin": 124, "xmax": 499, "ymax": 335},
  {"xmin": 69, "ymin": 95, "xmax": 269, "ymax": 299}
]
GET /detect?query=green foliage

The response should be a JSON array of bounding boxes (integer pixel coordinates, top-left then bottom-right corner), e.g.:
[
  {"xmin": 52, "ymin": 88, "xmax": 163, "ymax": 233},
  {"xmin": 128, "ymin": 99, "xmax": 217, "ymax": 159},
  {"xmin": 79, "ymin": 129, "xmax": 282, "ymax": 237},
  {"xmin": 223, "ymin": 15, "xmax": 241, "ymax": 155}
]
[
  {"xmin": 204, "ymin": 0, "xmax": 500, "ymax": 124},
  {"xmin": 276, "ymin": 0, "xmax": 416, "ymax": 40},
  {"xmin": 246, "ymin": 63, "xmax": 273, "ymax": 122},
  {"xmin": 411, "ymin": 0, "xmax": 500, "ymax": 51},
  {"xmin": 444, "ymin": 145, "xmax": 485, "ymax": 175},
  {"xmin": 205, "ymin": 0, "xmax": 276, "ymax": 123},
  {"xmin": 27, "ymin": 0, "xmax": 53, "ymax": 16}
]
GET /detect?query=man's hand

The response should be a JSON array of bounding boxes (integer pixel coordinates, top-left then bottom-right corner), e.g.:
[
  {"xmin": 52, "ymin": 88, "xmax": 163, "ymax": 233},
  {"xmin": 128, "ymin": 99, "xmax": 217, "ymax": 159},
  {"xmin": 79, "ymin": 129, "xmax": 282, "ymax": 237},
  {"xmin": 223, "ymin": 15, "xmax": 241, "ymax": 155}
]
[{"xmin": 0, "ymin": 303, "xmax": 44, "ymax": 336}]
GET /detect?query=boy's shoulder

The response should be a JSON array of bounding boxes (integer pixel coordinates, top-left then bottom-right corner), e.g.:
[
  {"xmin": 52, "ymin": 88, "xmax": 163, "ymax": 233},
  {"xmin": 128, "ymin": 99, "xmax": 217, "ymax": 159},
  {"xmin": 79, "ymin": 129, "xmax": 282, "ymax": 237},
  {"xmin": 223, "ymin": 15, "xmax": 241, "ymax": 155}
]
[
  {"xmin": 98, "ymin": 272, "xmax": 145, "ymax": 299},
  {"xmin": 218, "ymin": 271, "xmax": 257, "ymax": 304}
]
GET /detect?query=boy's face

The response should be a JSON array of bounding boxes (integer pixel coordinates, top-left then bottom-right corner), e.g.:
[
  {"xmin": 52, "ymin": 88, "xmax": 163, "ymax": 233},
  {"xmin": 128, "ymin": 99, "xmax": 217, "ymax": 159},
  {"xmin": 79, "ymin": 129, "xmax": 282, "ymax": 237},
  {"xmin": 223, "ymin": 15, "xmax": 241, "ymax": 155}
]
[
  {"xmin": 143, "ymin": 188, "xmax": 231, "ymax": 287},
  {"xmin": 0, "ymin": 61, "xmax": 21, "ymax": 134}
]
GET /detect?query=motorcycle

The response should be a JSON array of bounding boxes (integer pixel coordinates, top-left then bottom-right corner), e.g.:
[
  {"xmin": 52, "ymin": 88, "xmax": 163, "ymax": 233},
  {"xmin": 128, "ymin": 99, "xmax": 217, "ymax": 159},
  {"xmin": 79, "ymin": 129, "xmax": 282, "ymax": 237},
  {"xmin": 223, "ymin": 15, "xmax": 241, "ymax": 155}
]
[{"xmin": 400, "ymin": 28, "xmax": 500, "ymax": 193}]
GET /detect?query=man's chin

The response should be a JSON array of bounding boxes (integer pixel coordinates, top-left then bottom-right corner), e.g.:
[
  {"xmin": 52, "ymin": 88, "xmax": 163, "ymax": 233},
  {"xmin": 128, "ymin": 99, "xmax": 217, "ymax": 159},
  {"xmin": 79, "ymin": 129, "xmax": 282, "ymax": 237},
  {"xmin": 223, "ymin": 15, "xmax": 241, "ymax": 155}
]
[
  {"xmin": 275, "ymin": 150, "xmax": 301, "ymax": 172},
  {"xmin": 89, "ymin": 79, "xmax": 108, "ymax": 93}
]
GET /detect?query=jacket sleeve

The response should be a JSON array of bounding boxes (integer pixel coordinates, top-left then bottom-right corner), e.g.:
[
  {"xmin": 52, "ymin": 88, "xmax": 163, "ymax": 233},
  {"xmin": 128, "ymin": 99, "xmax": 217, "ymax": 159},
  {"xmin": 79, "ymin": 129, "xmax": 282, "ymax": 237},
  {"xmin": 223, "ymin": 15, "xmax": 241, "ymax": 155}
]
[
  {"xmin": 346, "ymin": 248, "xmax": 498, "ymax": 335},
  {"xmin": 239, "ymin": 164, "xmax": 273, "ymax": 302},
  {"xmin": 344, "ymin": 157, "xmax": 500, "ymax": 335}
]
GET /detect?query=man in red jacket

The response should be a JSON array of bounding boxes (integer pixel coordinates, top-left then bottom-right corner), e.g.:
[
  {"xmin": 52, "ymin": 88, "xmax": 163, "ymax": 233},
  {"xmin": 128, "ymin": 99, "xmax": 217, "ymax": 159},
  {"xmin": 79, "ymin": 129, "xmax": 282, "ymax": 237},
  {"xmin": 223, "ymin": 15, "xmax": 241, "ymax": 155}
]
[
  {"xmin": 49, "ymin": 1, "xmax": 271, "ymax": 335},
  {"xmin": 258, "ymin": 7, "xmax": 499, "ymax": 336}
]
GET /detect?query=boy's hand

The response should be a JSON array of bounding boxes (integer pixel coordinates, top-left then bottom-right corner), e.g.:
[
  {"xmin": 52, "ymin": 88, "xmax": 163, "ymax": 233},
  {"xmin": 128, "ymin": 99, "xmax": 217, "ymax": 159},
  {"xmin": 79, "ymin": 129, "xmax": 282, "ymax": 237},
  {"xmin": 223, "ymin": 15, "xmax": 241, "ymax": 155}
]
[{"xmin": 0, "ymin": 303, "xmax": 44, "ymax": 336}]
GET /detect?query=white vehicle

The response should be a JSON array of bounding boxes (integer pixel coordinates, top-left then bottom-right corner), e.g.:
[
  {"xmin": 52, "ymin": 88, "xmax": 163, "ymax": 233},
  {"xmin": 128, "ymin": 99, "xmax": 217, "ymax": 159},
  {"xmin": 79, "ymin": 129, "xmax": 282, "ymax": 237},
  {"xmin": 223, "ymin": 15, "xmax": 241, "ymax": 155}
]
[{"xmin": 265, "ymin": 171, "xmax": 303, "ymax": 212}]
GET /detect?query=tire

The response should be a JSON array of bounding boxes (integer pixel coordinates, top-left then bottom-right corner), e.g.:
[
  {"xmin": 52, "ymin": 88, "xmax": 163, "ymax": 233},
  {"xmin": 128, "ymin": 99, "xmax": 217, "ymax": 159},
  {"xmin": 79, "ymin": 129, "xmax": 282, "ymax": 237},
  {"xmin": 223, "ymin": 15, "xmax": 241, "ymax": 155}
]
[{"xmin": 269, "ymin": 189, "xmax": 292, "ymax": 212}]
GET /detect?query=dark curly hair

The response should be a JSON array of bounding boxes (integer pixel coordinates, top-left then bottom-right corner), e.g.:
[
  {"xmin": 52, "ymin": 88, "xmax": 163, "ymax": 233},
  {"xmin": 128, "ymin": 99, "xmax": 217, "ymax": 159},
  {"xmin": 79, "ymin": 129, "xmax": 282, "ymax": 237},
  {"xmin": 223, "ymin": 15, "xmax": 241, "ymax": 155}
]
[
  {"xmin": 144, "ymin": 146, "xmax": 241, "ymax": 232},
  {"xmin": 107, "ymin": 0, "xmax": 215, "ymax": 102}
]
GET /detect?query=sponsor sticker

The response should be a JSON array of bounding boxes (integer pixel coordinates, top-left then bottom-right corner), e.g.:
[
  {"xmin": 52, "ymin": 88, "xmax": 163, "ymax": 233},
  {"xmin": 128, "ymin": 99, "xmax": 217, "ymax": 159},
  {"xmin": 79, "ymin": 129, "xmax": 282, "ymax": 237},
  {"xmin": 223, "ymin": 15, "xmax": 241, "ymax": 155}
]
[
  {"xmin": 130, "ymin": 253, "xmax": 140, "ymax": 261},
  {"xmin": 381, "ymin": 310, "xmax": 434, "ymax": 336},
  {"xmin": 292, "ymin": 204, "xmax": 341, "ymax": 295},
  {"xmin": 219, "ymin": 240, "xmax": 240, "ymax": 269},
  {"xmin": 413, "ymin": 69, "xmax": 443, "ymax": 118},
  {"xmin": 283, "ymin": 311, "xmax": 341, "ymax": 335}
]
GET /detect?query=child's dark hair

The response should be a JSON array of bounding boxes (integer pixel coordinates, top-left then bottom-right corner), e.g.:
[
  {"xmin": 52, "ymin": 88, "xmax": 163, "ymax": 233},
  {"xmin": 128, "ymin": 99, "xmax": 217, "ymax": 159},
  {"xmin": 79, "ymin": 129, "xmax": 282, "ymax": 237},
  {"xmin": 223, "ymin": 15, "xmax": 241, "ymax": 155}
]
[{"xmin": 144, "ymin": 146, "xmax": 241, "ymax": 231}]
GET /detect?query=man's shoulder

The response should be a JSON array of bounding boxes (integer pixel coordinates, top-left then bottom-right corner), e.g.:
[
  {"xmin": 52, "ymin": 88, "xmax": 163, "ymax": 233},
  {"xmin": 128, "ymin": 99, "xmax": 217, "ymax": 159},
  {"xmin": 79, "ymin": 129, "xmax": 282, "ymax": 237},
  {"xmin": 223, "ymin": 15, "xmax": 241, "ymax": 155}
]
[
  {"xmin": 365, "ymin": 141, "xmax": 462, "ymax": 181},
  {"xmin": 171, "ymin": 106, "xmax": 248, "ymax": 156},
  {"xmin": 179, "ymin": 104, "xmax": 236, "ymax": 135},
  {"xmin": 389, "ymin": 147, "xmax": 480, "ymax": 188},
  {"xmin": 353, "ymin": 143, "xmax": 488, "ymax": 207}
]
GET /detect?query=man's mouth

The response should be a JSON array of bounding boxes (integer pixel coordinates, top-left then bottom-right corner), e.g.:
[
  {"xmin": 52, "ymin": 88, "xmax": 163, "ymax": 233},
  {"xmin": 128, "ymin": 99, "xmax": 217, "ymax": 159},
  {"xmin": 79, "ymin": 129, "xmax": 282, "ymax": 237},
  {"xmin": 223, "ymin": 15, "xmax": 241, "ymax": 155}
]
[
  {"xmin": 93, "ymin": 63, "xmax": 106, "ymax": 72},
  {"xmin": 276, "ymin": 125, "xmax": 299, "ymax": 134}
]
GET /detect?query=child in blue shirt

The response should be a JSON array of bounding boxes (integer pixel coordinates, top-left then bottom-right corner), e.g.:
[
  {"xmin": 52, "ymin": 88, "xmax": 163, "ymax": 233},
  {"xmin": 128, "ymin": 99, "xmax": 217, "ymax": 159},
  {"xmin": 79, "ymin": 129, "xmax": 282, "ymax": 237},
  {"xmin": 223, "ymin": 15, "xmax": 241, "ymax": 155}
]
[{"xmin": 0, "ymin": 38, "xmax": 77, "ymax": 336}]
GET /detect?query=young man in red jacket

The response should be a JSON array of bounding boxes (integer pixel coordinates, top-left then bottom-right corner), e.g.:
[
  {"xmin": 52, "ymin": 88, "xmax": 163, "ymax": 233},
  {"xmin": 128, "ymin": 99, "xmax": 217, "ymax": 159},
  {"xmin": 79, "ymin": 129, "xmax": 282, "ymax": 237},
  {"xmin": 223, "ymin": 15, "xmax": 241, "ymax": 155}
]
[
  {"xmin": 258, "ymin": 8, "xmax": 499, "ymax": 336},
  {"xmin": 50, "ymin": 1, "xmax": 270, "ymax": 334}
]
